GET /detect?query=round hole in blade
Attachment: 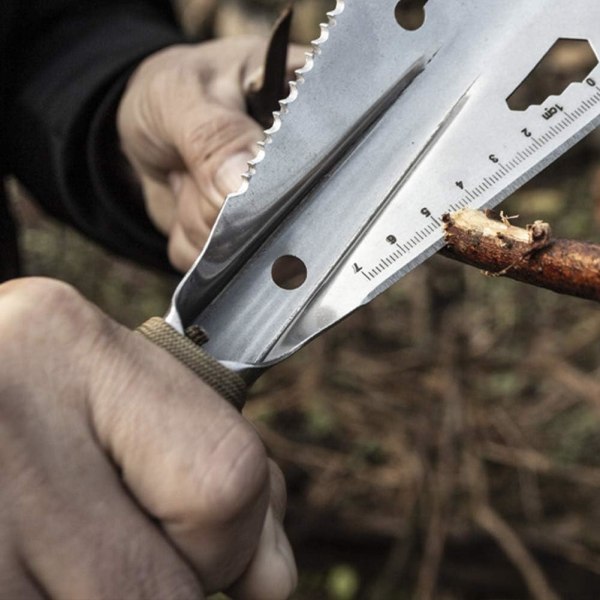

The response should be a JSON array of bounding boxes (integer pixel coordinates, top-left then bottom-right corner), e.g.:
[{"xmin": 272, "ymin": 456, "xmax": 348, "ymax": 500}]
[
  {"xmin": 272, "ymin": 255, "xmax": 307, "ymax": 290},
  {"xmin": 395, "ymin": 0, "xmax": 427, "ymax": 31}
]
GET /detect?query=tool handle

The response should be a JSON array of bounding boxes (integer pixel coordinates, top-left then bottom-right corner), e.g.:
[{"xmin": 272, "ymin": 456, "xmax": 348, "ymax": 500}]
[{"xmin": 136, "ymin": 317, "xmax": 247, "ymax": 411}]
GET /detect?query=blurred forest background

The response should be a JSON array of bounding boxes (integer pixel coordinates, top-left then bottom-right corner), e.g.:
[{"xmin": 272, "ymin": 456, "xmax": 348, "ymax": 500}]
[{"xmin": 7, "ymin": 1, "xmax": 600, "ymax": 598}]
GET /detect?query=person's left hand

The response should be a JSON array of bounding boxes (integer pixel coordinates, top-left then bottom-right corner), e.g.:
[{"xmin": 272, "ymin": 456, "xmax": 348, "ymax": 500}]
[{"xmin": 117, "ymin": 37, "xmax": 301, "ymax": 272}]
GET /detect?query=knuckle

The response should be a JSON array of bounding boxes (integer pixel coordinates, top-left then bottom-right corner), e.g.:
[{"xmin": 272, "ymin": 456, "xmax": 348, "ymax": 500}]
[
  {"xmin": 167, "ymin": 239, "xmax": 193, "ymax": 272},
  {"xmin": 180, "ymin": 223, "xmax": 207, "ymax": 252},
  {"xmin": 200, "ymin": 419, "xmax": 269, "ymax": 523},
  {"xmin": 0, "ymin": 277, "xmax": 83, "ymax": 332},
  {"xmin": 183, "ymin": 111, "xmax": 253, "ymax": 171},
  {"xmin": 0, "ymin": 278, "xmax": 109, "ymax": 374},
  {"xmin": 147, "ymin": 418, "xmax": 269, "ymax": 527},
  {"xmin": 154, "ymin": 418, "xmax": 269, "ymax": 527}
]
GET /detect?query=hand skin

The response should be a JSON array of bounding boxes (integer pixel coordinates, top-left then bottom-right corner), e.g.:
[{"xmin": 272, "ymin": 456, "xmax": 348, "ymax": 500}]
[
  {"xmin": 117, "ymin": 37, "xmax": 305, "ymax": 272},
  {"xmin": 0, "ymin": 278, "xmax": 296, "ymax": 599}
]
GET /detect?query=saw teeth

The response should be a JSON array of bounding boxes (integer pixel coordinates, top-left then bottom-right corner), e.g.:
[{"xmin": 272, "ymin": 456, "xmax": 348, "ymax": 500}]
[
  {"xmin": 264, "ymin": 112, "xmax": 282, "ymax": 138},
  {"xmin": 228, "ymin": 0, "xmax": 346, "ymax": 188},
  {"xmin": 327, "ymin": 0, "xmax": 345, "ymax": 18},
  {"xmin": 295, "ymin": 52, "xmax": 315, "ymax": 80}
]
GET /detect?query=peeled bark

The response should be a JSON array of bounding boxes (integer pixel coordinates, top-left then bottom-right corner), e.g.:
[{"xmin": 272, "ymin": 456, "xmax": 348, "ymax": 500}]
[{"xmin": 442, "ymin": 209, "xmax": 600, "ymax": 302}]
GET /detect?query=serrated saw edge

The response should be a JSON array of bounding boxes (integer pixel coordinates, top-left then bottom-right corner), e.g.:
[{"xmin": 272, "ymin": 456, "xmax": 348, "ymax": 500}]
[{"xmin": 235, "ymin": 0, "xmax": 347, "ymax": 194}]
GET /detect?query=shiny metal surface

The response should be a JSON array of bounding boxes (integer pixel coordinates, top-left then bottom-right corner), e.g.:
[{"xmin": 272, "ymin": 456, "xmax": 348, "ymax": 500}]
[{"xmin": 167, "ymin": 0, "xmax": 600, "ymax": 374}]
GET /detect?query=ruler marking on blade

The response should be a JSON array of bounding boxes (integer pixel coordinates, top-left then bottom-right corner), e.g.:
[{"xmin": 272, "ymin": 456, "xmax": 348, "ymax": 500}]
[{"xmin": 340, "ymin": 69, "xmax": 600, "ymax": 294}]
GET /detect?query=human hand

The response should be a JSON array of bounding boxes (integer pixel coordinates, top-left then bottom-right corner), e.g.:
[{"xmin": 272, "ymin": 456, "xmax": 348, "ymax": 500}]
[
  {"xmin": 117, "ymin": 37, "xmax": 302, "ymax": 272},
  {"xmin": 0, "ymin": 278, "xmax": 296, "ymax": 599}
]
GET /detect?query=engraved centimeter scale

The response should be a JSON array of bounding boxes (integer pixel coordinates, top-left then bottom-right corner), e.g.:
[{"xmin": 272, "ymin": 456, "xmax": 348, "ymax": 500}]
[{"xmin": 358, "ymin": 80, "xmax": 600, "ymax": 284}]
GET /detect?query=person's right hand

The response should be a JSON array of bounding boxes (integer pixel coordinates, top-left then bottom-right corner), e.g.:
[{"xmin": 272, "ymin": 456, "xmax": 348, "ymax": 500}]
[{"xmin": 0, "ymin": 278, "xmax": 296, "ymax": 599}]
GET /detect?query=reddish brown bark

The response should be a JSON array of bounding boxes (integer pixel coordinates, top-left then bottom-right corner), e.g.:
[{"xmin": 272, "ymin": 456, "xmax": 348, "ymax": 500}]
[{"xmin": 442, "ymin": 209, "xmax": 600, "ymax": 302}]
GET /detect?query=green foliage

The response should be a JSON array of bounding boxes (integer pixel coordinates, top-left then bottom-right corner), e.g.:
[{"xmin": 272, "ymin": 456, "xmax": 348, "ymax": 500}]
[{"xmin": 325, "ymin": 564, "xmax": 360, "ymax": 600}]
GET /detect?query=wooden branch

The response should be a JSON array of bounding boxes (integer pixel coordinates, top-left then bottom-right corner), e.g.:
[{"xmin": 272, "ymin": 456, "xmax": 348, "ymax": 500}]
[
  {"xmin": 473, "ymin": 503, "xmax": 561, "ymax": 600},
  {"xmin": 442, "ymin": 209, "xmax": 600, "ymax": 302}
]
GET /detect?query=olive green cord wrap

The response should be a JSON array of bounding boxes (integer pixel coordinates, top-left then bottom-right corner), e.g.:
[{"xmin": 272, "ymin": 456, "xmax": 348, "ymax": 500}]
[{"xmin": 136, "ymin": 317, "xmax": 247, "ymax": 411}]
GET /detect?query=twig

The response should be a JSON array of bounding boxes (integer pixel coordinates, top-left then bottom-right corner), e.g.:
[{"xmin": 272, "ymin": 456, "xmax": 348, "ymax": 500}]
[
  {"xmin": 415, "ymin": 314, "xmax": 464, "ymax": 600},
  {"xmin": 466, "ymin": 454, "xmax": 562, "ymax": 600},
  {"xmin": 481, "ymin": 442, "xmax": 600, "ymax": 488},
  {"xmin": 443, "ymin": 209, "xmax": 600, "ymax": 302},
  {"xmin": 473, "ymin": 503, "xmax": 561, "ymax": 600},
  {"xmin": 520, "ymin": 527, "xmax": 600, "ymax": 576},
  {"xmin": 527, "ymin": 355, "xmax": 600, "ymax": 413}
]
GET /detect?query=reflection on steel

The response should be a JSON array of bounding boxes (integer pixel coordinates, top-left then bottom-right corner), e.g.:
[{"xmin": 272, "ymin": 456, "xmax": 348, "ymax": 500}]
[{"xmin": 167, "ymin": 0, "xmax": 600, "ymax": 376}]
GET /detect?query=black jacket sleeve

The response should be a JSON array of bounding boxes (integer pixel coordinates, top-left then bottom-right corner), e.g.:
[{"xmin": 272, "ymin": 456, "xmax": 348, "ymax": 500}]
[{"xmin": 5, "ymin": 1, "xmax": 188, "ymax": 270}]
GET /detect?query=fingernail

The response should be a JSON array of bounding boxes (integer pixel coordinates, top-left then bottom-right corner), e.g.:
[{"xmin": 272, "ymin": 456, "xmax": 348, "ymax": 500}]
[
  {"xmin": 215, "ymin": 152, "xmax": 253, "ymax": 195},
  {"xmin": 168, "ymin": 172, "xmax": 183, "ymax": 197}
]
